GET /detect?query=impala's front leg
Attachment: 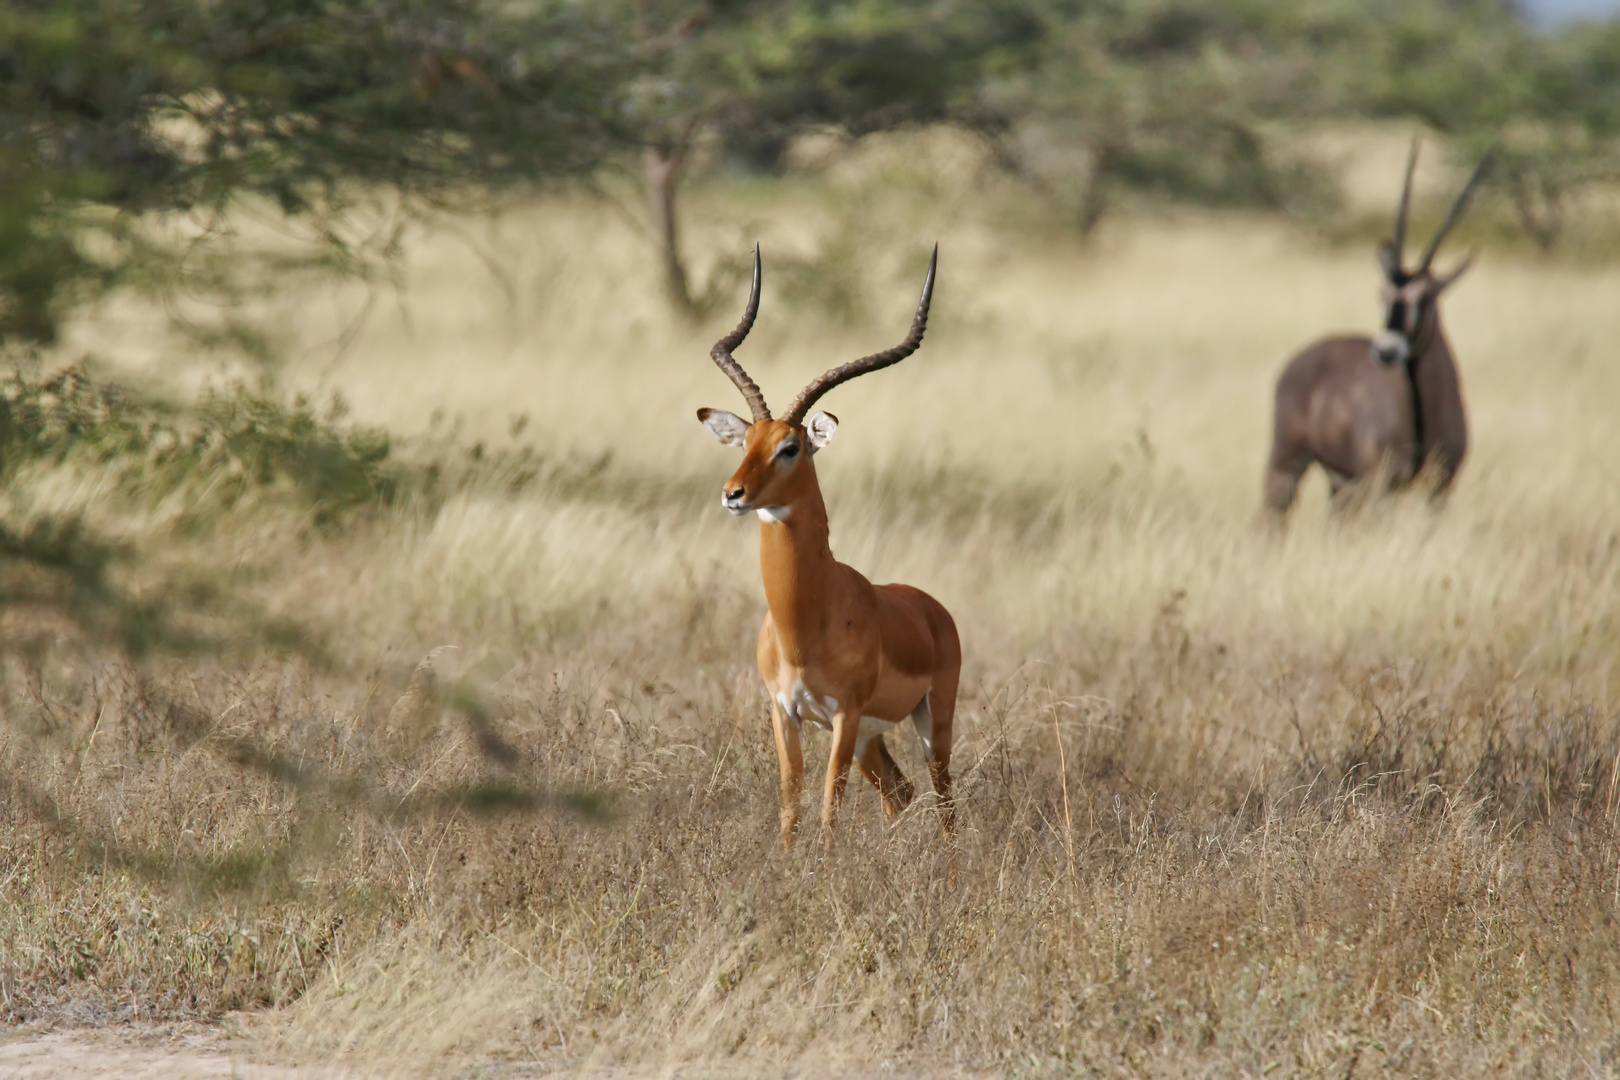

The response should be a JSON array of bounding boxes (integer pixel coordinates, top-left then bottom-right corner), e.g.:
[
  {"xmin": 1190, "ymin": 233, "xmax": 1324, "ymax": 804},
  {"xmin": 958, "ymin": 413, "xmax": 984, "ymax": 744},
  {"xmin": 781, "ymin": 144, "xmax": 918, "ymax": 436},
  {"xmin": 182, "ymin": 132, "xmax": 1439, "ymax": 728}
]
[
  {"xmin": 821, "ymin": 705, "xmax": 863, "ymax": 849},
  {"xmin": 771, "ymin": 701, "xmax": 804, "ymax": 848}
]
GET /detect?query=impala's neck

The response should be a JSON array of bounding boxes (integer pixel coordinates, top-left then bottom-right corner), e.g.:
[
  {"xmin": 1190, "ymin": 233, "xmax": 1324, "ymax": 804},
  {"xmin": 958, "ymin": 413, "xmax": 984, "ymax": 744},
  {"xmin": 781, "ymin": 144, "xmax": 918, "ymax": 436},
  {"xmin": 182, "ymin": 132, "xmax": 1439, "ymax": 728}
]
[{"xmin": 757, "ymin": 462, "xmax": 837, "ymax": 661}]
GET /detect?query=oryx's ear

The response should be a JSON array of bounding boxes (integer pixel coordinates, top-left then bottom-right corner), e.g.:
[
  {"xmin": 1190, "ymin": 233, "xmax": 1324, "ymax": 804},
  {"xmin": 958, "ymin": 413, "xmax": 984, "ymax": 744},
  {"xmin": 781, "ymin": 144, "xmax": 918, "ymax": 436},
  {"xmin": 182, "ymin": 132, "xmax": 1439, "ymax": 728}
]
[
  {"xmin": 1433, "ymin": 250, "xmax": 1479, "ymax": 294},
  {"xmin": 697, "ymin": 407, "xmax": 750, "ymax": 447},
  {"xmin": 805, "ymin": 411, "xmax": 839, "ymax": 451},
  {"xmin": 1377, "ymin": 240, "xmax": 1403, "ymax": 283}
]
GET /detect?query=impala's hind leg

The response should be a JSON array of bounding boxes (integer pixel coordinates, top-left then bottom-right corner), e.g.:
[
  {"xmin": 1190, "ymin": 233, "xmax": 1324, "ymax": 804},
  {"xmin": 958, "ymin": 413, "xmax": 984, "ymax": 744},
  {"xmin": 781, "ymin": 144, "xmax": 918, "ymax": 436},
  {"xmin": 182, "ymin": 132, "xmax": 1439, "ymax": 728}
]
[
  {"xmin": 856, "ymin": 735, "xmax": 914, "ymax": 817},
  {"xmin": 911, "ymin": 685, "xmax": 956, "ymax": 837}
]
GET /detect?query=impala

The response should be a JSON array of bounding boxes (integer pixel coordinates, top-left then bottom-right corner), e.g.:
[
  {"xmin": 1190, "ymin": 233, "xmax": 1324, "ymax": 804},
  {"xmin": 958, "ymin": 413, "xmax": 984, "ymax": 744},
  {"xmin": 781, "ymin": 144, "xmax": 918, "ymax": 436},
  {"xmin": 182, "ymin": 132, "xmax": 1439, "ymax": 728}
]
[
  {"xmin": 1265, "ymin": 142, "xmax": 1493, "ymax": 513},
  {"xmin": 697, "ymin": 245, "xmax": 960, "ymax": 849}
]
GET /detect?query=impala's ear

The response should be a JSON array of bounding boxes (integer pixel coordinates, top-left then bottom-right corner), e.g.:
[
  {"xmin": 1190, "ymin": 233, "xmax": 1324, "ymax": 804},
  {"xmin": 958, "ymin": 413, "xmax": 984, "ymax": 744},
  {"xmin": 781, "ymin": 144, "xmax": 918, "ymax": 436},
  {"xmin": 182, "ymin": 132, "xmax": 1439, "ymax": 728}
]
[
  {"xmin": 697, "ymin": 408, "xmax": 749, "ymax": 447},
  {"xmin": 805, "ymin": 411, "xmax": 839, "ymax": 451}
]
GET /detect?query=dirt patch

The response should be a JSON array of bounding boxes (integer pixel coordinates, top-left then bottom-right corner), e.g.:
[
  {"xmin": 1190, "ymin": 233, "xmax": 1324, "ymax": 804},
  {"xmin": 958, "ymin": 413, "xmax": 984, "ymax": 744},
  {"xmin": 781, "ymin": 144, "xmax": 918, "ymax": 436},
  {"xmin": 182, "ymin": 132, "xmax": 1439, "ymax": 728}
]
[
  {"xmin": 0, "ymin": 1028, "xmax": 350, "ymax": 1079},
  {"xmin": 0, "ymin": 1029, "xmax": 979, "ymax": 1079}
]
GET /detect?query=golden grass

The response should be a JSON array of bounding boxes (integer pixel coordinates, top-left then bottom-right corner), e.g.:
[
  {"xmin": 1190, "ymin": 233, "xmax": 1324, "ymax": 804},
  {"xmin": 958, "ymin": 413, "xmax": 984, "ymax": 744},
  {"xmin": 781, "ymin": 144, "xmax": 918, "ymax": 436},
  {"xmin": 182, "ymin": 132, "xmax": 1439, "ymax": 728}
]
[{"xmin": 5, "ymin": 130, "xmax": 1620, "ymax": 1076}]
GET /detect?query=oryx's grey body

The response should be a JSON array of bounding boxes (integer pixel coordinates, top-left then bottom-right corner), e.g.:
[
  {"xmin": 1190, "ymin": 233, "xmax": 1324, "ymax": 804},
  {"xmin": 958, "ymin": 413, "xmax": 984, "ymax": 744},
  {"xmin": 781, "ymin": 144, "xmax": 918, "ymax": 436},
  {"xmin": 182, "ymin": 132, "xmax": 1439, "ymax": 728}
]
[
  {"xmin": 1267, "ymin": 317, "xmax": 1467, "ymax": 506},
  {"xmin": 1265, "ymin": 142, "xmax": 1491, "ymax": 513}
]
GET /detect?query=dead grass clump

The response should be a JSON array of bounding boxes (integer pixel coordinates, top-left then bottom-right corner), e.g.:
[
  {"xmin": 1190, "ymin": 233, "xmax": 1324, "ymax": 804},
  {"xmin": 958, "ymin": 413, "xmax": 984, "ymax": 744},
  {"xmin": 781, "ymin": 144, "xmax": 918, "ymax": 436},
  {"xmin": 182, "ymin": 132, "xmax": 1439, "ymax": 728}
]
[{"xmin": 4, "ymin": 623, "xmax": 1619, "ymax": 1076}]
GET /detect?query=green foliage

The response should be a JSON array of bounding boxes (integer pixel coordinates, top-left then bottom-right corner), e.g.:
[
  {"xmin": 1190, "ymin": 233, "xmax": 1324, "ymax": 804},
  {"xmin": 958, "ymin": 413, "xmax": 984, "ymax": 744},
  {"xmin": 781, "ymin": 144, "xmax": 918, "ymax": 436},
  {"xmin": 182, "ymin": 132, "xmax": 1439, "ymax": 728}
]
[
  {"xmin": 1252, "ymin": 0, "xmax": 1620, "ymax": 249},
  {"xmin": 0, "ymin": 362, "xmax": 398, "ymax": 527},
  {"xmin": 0, "ymin": 0, "xmax": 627, "ymax": 346},
  {"xmin": 1473, "ymin": 20, "xmax": 1620, "ymax": 250},
  {"xmin": 709, "ymin": 1, "xmax": 1040, "ymax": 168},
  {"xmin": 3, "ymin": 0, "xmax": 1618, "ymax": 340},
  {"xmin": 191, "ymin": 390, "xmax": 396, "ymax": 525},
  {"xmin": 609, "ymin": 0, "xmax": 1040, "ymax": 309},
  {"xmin": 969, "ymin": 1, "xmax": 1321, "ymax": 232},
  {"xmin": 0, "ymin": 363, "xmax": 409, "ymax": 659}
]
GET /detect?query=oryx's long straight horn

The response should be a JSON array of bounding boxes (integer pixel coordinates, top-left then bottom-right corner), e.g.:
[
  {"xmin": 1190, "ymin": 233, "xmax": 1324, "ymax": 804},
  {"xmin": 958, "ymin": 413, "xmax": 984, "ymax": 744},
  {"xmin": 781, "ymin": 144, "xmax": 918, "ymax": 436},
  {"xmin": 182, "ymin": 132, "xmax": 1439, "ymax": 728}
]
[
  {"xmin": 784, "ymin": 244, "xmax": 937, "ymax": 426},
  {"xmin": 710, "ymin": 244, "xmax": 772, "ymax": 422},
  {"xmin": 1392, "ymin": 137, "xmax": 1420, "ymax": 264},
  {"xmin": 1417, "ymin": 148, "xmax": 1496, "ymax": 274}
]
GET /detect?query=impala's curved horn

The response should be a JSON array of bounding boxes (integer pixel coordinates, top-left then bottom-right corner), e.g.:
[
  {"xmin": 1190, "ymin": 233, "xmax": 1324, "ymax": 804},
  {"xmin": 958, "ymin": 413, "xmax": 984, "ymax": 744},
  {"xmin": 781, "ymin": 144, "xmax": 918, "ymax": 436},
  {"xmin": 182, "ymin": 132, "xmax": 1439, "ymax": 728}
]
[
  {"xmin": 710, "ymin": 245, "xmax": 771, "ymax": 422},
  {"xmin": 1417, "ymin": 148, "xmax": 1496, "ymax": 275},
  {"xmin": 1390, "ymin": 137, "xmax": 1420, "ymax": 273},
  {"xmin": 784, "ymin": 245, "xmax": 937, "ymax": 426}
]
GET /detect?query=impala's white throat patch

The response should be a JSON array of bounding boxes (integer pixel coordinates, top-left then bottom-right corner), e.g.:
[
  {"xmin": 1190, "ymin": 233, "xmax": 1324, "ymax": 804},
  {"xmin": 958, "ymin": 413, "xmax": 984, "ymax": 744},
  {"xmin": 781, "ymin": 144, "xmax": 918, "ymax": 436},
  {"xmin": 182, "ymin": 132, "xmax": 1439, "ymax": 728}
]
[{"xmin": 757, "ymin": 506, "xmax": 791, "ymax": 524}]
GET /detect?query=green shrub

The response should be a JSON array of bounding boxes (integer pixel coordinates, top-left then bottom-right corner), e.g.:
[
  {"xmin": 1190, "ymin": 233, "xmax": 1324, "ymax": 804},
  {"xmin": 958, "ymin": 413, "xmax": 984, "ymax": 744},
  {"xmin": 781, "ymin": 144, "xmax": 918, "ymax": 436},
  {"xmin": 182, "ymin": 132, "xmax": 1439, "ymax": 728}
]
[{"xmin": 0, "ymin": 361, "xmax": 398, "ymax": 529}]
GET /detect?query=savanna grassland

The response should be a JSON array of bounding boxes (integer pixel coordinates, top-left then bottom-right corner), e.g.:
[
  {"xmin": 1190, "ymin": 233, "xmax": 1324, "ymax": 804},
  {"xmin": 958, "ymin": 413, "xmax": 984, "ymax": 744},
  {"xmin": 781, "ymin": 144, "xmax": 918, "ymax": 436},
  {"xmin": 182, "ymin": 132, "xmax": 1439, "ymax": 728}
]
[{"xmin": 5, "ymin": 131, "xmax": 1620, "ymax": 1077}]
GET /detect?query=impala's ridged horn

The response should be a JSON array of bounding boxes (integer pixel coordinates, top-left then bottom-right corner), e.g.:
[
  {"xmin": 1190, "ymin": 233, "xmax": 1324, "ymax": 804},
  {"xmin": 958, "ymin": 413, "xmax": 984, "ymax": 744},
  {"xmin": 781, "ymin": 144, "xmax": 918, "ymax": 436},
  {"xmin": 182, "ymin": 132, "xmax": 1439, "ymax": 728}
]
[
  {"xmin": 1417, "ymin": 147, "xmax": 1496, "ymax": 275},
  {"xmin": 1391, "ymin": 137, "xmax": 1420, "ymax": 270},
  {"xmin": 710, "ymin": 245, "xmax": 771, "ymax": 422},
  {"xmin": 784, "ymin": 244, "xmax": 937, "ymax": 426}
]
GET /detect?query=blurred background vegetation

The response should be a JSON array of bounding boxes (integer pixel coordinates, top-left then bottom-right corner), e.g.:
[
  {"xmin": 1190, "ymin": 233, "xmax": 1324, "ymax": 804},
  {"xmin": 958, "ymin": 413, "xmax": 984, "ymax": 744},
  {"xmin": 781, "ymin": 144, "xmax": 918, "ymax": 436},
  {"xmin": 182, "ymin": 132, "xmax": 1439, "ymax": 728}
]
[{"xmin": 4, "ymin": 0, "xmax": 1620, "ymax": 345}]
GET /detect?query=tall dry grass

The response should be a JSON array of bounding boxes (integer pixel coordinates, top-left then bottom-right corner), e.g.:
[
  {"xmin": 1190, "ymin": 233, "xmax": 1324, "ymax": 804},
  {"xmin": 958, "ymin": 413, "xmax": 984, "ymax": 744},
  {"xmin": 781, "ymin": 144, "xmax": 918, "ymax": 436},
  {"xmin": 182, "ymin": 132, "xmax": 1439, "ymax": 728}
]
[{"xmin": 4, "ymin": 130, "xmax": 1620, "ymax": 1076}]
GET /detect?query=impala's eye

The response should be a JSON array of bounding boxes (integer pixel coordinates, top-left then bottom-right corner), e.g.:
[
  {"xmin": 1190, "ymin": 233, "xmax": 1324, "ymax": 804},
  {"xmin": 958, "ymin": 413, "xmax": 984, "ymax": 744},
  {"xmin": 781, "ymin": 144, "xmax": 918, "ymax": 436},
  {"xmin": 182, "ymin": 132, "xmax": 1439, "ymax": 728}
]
[{"xmin": 777, "ymin": 442, "xmax": 799, "ymax": 460}]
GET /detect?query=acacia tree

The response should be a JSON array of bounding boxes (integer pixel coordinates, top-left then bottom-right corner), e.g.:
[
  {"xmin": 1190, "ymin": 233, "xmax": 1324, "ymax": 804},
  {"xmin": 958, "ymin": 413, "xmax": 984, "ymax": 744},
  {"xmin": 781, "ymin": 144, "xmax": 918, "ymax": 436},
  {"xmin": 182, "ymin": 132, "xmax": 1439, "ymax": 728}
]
[
  {"xmin": 614, "ymin": 0, "xmax": 1342, "ymax": 253},
  {"xmin": 615, "ymin": 0, "xmax": 1024, "ymax": 314},
  {"xmin": 0, "ymin": 0, "xmax": 627, "ymax": 348},
  {"xmin": 1443, "ymin": 17, "xmax": 1620, "ymax": 251},
  {"xmin": 1238, "ymin": 0, "xmax": 1620, "ymax": 251}
]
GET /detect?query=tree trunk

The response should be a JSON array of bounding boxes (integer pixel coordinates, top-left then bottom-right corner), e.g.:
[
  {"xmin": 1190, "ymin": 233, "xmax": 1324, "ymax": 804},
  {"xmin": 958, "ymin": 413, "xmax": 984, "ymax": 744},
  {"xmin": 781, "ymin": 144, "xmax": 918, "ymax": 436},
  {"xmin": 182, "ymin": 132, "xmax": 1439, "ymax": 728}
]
[
  {"xmin": 1509, "ymin": 170, "xmax": 1563, "ymax": 253},
  {"xmin": 1076, "ymin": 139, "xmax": 1120, "ymax": 238},
  {"xmin": 643, "ymin": 143, "xmax": 693, "ymax": 314}
]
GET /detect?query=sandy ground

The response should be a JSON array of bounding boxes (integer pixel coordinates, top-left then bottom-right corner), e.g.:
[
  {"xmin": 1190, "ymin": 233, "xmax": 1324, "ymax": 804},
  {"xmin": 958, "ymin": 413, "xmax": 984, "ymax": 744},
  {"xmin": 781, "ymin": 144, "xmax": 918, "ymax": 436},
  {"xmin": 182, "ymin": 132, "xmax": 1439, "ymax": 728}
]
[
  {"xmin": 0, "ymin": 1030, "xmax": 965, "ymax": 1079},
  {"xmin": 0, "ymin": 1029, "xmax": 353, "ymax": 1080}
]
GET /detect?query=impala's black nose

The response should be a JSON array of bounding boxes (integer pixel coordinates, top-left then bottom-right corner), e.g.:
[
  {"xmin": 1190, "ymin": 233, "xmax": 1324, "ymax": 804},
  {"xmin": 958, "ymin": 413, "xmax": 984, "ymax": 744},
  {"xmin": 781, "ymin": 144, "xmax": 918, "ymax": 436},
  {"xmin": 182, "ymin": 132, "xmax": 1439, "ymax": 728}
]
[{"xmin": 725, "ymin": 487, "xmax": 745, "ymax": 502}]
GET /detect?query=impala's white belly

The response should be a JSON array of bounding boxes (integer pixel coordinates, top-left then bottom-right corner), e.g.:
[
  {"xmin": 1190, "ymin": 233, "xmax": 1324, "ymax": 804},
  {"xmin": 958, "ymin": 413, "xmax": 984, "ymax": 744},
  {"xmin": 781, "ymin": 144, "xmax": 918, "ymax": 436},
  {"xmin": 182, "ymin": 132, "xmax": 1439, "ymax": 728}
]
[{"xmin": 775, "ymin": 681, "xmax": 897, "ymax": 738}]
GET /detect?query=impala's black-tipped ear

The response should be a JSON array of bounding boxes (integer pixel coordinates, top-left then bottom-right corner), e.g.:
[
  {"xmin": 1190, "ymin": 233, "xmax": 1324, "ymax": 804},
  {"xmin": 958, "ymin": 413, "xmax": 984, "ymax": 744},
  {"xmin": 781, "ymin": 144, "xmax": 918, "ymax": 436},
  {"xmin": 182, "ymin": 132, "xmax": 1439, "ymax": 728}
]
[
  {"xmin": 698, "ymin": 407, "xmax": 749, "ymax": 447},
  {"xmin": 805, "ymin": 411, "xmax": 839, "ymax": 451}
]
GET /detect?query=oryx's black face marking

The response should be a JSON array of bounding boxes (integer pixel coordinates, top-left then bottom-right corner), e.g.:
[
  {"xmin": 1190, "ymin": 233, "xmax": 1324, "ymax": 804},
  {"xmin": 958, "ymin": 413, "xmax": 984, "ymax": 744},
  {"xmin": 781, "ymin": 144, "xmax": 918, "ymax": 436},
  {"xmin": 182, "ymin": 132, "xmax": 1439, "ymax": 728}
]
[
  {"xmin": 1384, "ymin": 299, "xmax": 1407, "ymax": 333},
  {"xmin": 1374, "ymin": 277, "xmax": 1427, "ymax": 366}
]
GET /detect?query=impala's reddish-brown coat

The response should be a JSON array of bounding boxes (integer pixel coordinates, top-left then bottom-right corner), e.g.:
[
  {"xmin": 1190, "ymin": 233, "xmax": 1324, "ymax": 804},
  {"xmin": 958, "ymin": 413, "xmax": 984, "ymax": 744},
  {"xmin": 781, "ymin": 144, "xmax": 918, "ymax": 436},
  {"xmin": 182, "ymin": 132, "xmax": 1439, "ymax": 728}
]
[{"xmin": 697, "ymin": 247, "xmax": 959, "ymax": 849}]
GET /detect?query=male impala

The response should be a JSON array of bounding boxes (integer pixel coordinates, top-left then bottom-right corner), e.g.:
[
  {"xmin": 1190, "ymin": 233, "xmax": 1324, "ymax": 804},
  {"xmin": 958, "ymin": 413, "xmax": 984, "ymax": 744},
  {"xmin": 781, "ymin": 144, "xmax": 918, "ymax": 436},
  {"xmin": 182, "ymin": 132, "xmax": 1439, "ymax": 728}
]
[
  {"xmin": 697, "ymin": 246, "xmax": 960, "ymax": 849},
  {"xmin": 1265, "ymin": 142, "xmax": 1493, "ymax": 513}
]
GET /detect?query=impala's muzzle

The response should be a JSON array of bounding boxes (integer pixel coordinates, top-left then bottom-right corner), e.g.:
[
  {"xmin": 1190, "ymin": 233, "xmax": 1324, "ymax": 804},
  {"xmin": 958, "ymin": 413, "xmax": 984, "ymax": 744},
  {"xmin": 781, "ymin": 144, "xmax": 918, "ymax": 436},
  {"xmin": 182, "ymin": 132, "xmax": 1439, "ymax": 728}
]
[
  {"xmin": 722, "ymin": 487, "xmax": 751, "ymax": 515},
  {"xmin": 1372, "ymin": 329, "xmax": 1410, "ymax": 366}
]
